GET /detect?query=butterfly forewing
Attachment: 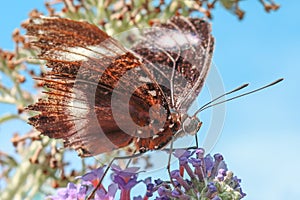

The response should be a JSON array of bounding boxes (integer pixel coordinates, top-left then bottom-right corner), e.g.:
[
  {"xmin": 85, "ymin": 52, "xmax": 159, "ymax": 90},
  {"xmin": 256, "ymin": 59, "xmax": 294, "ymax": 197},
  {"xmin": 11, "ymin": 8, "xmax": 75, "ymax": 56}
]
[{"xmin": 24, "ymin": 16, "xmax": 214, "ymax": 157}]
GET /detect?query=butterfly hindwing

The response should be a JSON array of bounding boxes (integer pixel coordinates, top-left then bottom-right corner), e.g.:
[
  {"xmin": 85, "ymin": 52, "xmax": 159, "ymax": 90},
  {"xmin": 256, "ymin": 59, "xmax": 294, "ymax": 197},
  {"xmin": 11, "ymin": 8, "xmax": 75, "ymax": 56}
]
[{"xmin": 131, "ymin": 16, "xmax": 214, "ymax": 112}]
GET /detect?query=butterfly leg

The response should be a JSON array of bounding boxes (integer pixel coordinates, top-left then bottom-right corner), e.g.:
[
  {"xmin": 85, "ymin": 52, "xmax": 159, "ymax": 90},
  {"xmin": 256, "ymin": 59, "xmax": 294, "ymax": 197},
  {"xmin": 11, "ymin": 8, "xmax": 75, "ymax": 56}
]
[
  {"xmin": 164, "ymin": 133, "xmax": 201, "ymax": 187},
  {"xmin": 166, "ymin": 140, "xmax": 177, "ymax": 187},
  {"xmin": 125, "ymin": 150, "xmax": 137, "ymax": 168},
  {"xmin": 187, "ymin": 134, "xmax": 199, "ymax": 150},
  {"xmin": 163, "ymin": 133, "xmax": 200, "ymax": 153}
]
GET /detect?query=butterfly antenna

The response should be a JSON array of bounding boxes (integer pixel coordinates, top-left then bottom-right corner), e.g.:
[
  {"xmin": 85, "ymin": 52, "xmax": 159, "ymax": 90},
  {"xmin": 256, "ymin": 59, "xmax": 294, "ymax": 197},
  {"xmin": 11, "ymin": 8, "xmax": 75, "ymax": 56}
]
[
  {"xmin": 194, "ymin": 78, "xmax": 284, "ymax": 115},
  {"xmin": 193, "ymin": 83, "xmax": 249, "ymax": 117}
]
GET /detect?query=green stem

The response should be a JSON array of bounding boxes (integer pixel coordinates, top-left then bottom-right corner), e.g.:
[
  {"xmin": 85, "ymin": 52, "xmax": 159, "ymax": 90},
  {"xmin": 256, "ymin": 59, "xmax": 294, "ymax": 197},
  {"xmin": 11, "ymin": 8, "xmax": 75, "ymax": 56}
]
[{"xmin": 0, "ymin": 114, "xmax": 21, "ymax": 124}]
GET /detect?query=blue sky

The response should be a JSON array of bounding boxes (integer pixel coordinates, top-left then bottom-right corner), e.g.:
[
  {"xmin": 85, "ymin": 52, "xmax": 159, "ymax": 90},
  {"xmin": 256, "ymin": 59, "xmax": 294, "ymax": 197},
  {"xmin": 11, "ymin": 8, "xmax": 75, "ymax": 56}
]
[{"xmin": 0, "ymin": 1, "xmax": 299, "ymax": 199}]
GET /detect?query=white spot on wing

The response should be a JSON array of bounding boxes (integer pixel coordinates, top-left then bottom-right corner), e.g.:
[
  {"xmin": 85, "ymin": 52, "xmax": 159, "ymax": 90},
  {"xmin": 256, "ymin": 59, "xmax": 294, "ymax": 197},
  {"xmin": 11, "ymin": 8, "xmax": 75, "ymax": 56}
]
[
  {"xmin": 62, "ymin": 38, "xmax": 127, "ymax": 61},
  {"xmin": 38, "ymin": 30, "xmax": 45, "ymax": 34},
  {"xmin": 138, "ymin": 76, "xmax": 151, "ymax": 83},
  {"xmin": 148, "ymin": 90, "xmax": 157, "ymax": 96},
  {"xmin": 57, "ymin": 50, "xmax": 88, "ymax": 61},
  {"xmin": 67, "ymin": 90, "xmax": 89, "ymax": 128},
  {"xmin": 87, "ymin": 38, "xmax": 126, "ymax": 57},
  {"xmin": 156, "ymin": 32, "xmax": 200, "ymax": 49},
  {"xmin": 152, "ymin": 135, "xmax": 159, "ymax": 139},
  {"xmin": 68, "ymin": 94, "xmax": 89, "ymax": 117},
  {"xmin": 32, "ymin": 18, "xmax": 43, "ymax": 25},
  {"xmin": 66, "ymin": 47, "xmax": 99, "ymax": 59}
]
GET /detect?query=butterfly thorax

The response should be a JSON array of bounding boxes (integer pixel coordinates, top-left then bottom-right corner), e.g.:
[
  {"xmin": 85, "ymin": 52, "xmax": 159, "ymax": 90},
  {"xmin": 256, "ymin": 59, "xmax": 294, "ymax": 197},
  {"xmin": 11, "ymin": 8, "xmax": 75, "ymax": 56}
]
[{"xmin": 134, "ymin": 109, "xmax": 181, "ymax": 153}]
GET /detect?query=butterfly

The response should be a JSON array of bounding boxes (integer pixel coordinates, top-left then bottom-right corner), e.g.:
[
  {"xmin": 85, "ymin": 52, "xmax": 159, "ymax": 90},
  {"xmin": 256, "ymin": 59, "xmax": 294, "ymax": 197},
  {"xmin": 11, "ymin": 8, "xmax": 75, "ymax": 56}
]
[{"xmin": 23, "ymin": 15, "xmax": 214, "ymax": 157}]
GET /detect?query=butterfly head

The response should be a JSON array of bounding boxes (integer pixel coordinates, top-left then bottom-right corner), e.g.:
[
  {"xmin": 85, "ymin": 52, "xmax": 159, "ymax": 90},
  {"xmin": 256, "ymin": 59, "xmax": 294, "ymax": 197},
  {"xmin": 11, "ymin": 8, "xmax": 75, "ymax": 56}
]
[
  {"xmin": 181, "ymin": 114, "xmax": 202, "ymax": 136},
  {"xmin": 170, "ymin": 109, "xmax": 202, "ymax": 138}
]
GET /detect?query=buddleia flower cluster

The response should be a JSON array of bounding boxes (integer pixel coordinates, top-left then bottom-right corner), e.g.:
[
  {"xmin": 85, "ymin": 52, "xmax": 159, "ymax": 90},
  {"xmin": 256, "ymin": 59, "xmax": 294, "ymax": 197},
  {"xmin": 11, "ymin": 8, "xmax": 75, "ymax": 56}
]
[{"xmin": 48, "ymin": 148, "xmax": 246, "ymax": 200}]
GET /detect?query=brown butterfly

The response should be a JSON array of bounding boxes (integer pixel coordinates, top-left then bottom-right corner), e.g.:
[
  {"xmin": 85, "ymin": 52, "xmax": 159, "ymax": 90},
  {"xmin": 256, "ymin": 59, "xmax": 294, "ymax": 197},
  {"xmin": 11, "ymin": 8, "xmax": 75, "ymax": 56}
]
[{"xmin": 23, "ymin": 15, "xmax": 214, "ymax": 157}]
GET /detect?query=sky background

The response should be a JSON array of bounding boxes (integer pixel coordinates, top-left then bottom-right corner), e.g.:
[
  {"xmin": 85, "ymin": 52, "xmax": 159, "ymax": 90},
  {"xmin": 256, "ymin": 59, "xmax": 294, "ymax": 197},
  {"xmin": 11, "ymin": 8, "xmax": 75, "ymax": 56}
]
[{"xmin": 0, "ymin": 0, "xmax": 299, "ymax": 199}]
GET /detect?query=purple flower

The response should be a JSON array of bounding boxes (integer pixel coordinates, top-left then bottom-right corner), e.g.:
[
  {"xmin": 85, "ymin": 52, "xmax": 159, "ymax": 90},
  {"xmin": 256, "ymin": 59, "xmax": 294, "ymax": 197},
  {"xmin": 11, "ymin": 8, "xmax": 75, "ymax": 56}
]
[
  {"xmin": 171, "ymin": 189, "xmax": 181, "ymax": 197},
  {"xmin": 230, "ymin": 175, "xmax": 247, "ymax": 198},
  {"xmin": 216, "ymin": 168, "xmax": 227, "ymax": 181},
  {"xmin": 206, "ymin": 182, "xmax": 218, "ymax": 198},
  {"xmin": 170, "ymin": 170, "xmax": 191, "ymax": 190},
  {"xmin": 189, "ymin": 157, "xmax": 204, "ymax": 180},
  {"xmin": 232, "ymin": 176, "xmax": 241, "ymax": 184},
  {"xmin": 111, "ymin": 164, "xmax": 141, "ymax": 200},
  {"xmin": 77, "ymin": 185, "xmax": 89, "ymax": 199},
  {"xmin": 146, "ymin": 182, "xmax": 155, "ymax": 197},
  {"xmin": 179, "ymin": 156, "xmax": 196, "ymax": 180},
  {"xmin": 204, "ymin": 154, "xmax": 214, "ymax": 176},
  {"xmin": 143, "ymin": 177, "xmax": 154, "ymax": 197},
  {"xmin": 111, "ymin": 164, "xmax": 139, "ymax": 177},
  {"xmin": 157, "ymin": 186, "xmax": 173, "ymax": 197},
  {"xmin": 154, "ymin": 179, "xmax": 163, "ymax": 185},
  {"xmin": 173, "ymin": 149, "xmax": 193, "ymax": 159},
  {"xmin": 171, "ymin": 189, "xmax": 190, "ymax": 200},
  {"xmin": 189, "ymin": 157, "xmax": 202, "ymax": 167},
  {"xmin": 214, "ymin": 153, "xmax": 223, "ymax": 161},
  {"xmin": 80, "ymin": 166, "xmax": 105, "ymax": 187},
  {"xmin": 211, "ymin": 153, "xmax": 228, "ymax": 178},
  {"xmin": 214, "ymin": 154, "xmax": 227, "ymax": 172},
  {"xmin": 195, "ymin": 148, "xmax": 205, "ymax": 158},
  {"xmin": 113, "ymin": 173, "xmax": 140, "ymax": 190},
  {"xmin": 49, "ymin": 183, "xmax": 88, "ymax": 200},
  {"xmin": 95, "ymin": 184, "xmax": 117, "ymax": 200}
]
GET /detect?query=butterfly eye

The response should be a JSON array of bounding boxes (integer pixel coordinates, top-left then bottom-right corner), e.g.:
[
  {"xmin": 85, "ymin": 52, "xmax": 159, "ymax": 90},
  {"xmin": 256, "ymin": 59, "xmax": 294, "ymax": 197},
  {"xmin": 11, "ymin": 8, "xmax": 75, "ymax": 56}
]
[{"xmin": 182, "ymin": 116, "xmax": 202, "ymax": 135}]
